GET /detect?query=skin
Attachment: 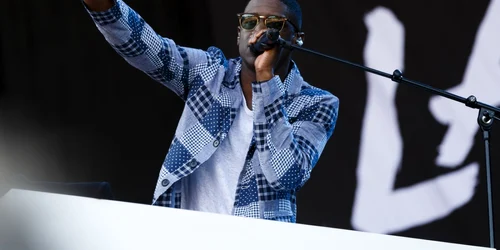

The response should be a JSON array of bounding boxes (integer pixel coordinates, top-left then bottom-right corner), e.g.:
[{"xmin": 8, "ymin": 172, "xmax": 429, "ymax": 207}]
[
  {"xmin": 238, "ymin": 0, "xmax": 305, "ymax": 109},
  {"xmin": 83, "ymin": 0, "xmax": 305, "ymax": 110},
  {"xmin": 83, "ymin": 0, "xmax": 113, "ymax": 11}
]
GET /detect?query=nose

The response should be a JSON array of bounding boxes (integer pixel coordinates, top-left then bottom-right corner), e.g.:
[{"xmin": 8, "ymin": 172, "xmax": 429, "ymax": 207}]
[{"xmin": 255, "ymin": 19, "xmax": 267, "ymax": 32}]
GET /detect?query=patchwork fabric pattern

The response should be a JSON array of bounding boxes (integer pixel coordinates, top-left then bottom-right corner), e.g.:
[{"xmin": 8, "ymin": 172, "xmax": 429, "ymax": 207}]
[
  {"xmin": 257, "ymin": 174, "xmax": 277, "ymax": 201},
  {"xmin": 264, "ymin": 98, "xmax": 285, "ymax": 124},
  {"xmin": 86, "ymin": 0, "xmax": 339, "ymax": 223},
  {"xmin": 187, "ymin": 85, "xmax": 214, "ymax": 120},
  {"xmin": 154, "ymin": 188, "xmax": 173, "ymax": 207}
]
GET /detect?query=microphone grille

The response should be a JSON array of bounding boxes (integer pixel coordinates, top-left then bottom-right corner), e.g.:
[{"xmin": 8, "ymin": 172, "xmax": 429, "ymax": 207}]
[{"xmin": 267, "ymin": 28, "xmax": 280, "ymax": 42}]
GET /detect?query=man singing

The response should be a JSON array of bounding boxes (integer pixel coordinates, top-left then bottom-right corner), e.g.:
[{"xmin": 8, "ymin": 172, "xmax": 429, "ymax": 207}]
[{"xmin": 82, "ymin": 0, "xmax": 339, "ymax": 223}]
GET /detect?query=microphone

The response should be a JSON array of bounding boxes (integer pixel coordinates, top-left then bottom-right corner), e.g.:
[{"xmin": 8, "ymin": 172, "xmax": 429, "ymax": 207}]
[{"xmin": 250, "ymin": 28, "xmax": 281, "ymax": 54}]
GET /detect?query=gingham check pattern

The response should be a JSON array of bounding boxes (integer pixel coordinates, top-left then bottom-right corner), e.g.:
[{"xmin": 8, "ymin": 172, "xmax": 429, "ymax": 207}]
[
  {"xmin": 86, "ymin": 0, "xmax": 339, "ymax": 223},
  {"xmin": 187, "ymin": 85, "xmax": 213, "ymax": 120}
]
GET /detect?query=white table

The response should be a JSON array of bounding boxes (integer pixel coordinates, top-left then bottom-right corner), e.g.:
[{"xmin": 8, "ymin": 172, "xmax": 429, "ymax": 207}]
[{"xmin": 0, "ymin": 189, "xmax": 493, "ymax": 250}]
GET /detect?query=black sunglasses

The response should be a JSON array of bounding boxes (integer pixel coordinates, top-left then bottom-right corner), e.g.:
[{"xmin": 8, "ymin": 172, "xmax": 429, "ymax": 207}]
[{"xmin": 237, "ymin": 13, "xmax": 300, "ymax": 32}]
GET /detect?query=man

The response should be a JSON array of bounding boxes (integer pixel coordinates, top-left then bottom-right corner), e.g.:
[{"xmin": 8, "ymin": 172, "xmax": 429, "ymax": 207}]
[{"xmin": 83, "ymin": 0, "xmax": 339, "ymax": 223}]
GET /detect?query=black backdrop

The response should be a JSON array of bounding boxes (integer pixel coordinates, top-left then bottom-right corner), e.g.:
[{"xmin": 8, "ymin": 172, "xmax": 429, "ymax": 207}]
[{"xmin": 1, "ymin": 0, "xmax": 498, "ymax": 248}]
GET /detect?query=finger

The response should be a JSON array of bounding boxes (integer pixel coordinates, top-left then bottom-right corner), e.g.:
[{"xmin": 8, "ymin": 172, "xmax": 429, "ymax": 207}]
[
  {"xmin": 248, "ymin": 29, "xmax": 269, "ymax": 45},
  {"xmin": 263, "ymin": 42, "xmax": 281, "ymax": 56}
]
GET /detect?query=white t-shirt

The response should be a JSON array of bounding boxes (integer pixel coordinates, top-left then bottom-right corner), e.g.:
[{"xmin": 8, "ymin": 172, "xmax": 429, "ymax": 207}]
[{"xmin": 181, "ymin": 91, "xmax": 254, "ymax": 214}]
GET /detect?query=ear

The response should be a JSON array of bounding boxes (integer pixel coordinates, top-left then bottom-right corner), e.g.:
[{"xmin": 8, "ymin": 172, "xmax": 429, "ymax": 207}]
[
  {"xmin": 295, "ymin": 32, "xmax": 305, "ymax": 46},
  {"xmin": 237, "ymin": 26, "xmax": 241, "ymax": 45}
]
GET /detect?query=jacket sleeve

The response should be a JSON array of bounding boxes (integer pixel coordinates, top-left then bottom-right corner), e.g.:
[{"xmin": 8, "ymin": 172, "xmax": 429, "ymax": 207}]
[
  {"xmin": 83, "ymin": 0, "xmax": 225, "ymax": 101},
  {"xmin": 252, "ymin": 76, "xmax": 339, "ymax": 191}
]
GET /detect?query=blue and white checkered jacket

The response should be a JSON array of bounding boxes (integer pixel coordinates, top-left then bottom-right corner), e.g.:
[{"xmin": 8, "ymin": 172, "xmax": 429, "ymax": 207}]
[{"xmin": 86, "ymin": 0, "xmax": 339, "ymax": 223}]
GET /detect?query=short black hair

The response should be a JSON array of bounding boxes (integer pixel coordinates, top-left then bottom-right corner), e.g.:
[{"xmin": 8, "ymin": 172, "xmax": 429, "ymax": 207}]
[{"xmin": 279, "ymin": 0, "xmax": 302, "ymax": 31}]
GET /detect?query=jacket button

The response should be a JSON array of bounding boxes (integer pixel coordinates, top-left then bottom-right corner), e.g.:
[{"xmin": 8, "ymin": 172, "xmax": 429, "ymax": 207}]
[
  {"xmin": 188, "ymin": 160, "xmax": 197, "ymax": 167},
  {"xmin": 213, "ymin": 140, "xmax": 220, "ymax": 147},
  {"xmin": 161, "ymin": 179, "xmax": 170, "ymax": 187}
]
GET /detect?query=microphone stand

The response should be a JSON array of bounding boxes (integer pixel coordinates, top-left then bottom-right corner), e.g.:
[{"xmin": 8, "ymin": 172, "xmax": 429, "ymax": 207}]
[{"xmin": 279, "ymin": 39, "xmax": 500, "ymax": 248}]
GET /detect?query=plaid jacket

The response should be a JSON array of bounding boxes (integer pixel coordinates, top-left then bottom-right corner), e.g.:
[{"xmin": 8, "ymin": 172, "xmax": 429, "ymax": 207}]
[{"xmin": 86, "ymin": 0, "xmax": 339, "ymax": 223}]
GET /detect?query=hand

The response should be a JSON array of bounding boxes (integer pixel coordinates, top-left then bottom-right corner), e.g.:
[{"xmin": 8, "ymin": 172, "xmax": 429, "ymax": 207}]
[
  {"xmin": 83, "ymin": 0, "xmax": 114, "ymax": 11},
  {"xmin": 249, "ymin": 30, "xmax": 280, "ymax": 82}
]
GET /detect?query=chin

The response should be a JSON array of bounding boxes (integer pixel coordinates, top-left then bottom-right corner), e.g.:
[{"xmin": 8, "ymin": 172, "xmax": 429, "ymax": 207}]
[{"xmin": 241, "ymin": 56, "xmax": 256, "ymax": 70}]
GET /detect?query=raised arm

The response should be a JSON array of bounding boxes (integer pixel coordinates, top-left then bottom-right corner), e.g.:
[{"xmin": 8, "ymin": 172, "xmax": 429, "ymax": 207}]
[{"xmin": 82, "ymin": 0, "xmax": 225, "ymax": 100}]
